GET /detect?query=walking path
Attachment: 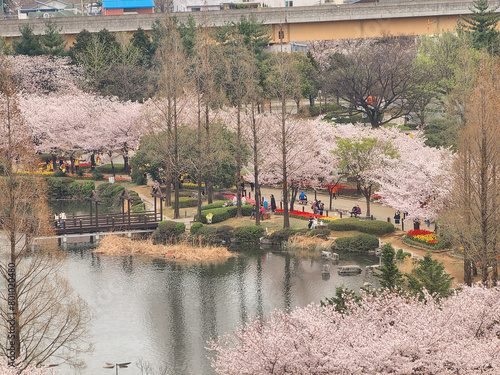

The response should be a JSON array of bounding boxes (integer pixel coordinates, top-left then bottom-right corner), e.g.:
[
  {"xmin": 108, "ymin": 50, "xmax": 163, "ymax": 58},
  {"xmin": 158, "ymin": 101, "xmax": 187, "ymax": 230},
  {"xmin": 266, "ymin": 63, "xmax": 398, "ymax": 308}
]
[{"xmin": 134, "ymin": 184, "xmax": 409, "ymax": 230}]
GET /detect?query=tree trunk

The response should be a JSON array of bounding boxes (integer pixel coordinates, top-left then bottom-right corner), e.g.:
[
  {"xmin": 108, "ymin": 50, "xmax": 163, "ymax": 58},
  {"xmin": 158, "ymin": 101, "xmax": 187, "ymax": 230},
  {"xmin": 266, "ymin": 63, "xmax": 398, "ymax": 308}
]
[
  {"xmin": 289, "ymin": 185, "xmax": 298, "ymax": 212},
  {"xmin": 363, "ymin": 185, "xmax": 372, "ymax": 218},
  {"xmin": 236, "ymin": 102, "xmax": 242, "ymax": 218},
  {"xmin": 52, "ymin": 154, "xmax": 57, "ymax": 171},
  {"xmin": 205, "ymin": 102, "xmax": 213, "ymax": 204},
  {"xmin": 123, "ymin": 154, "xmax": 129, "ymax": 175},
  {"xmin": 196, "ymin": 93, "xmax": 203, "ymax": 222}
]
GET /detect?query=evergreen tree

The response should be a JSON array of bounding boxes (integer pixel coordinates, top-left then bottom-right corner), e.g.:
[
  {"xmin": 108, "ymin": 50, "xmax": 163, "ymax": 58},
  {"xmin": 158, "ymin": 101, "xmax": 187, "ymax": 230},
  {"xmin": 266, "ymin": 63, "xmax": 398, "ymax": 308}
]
[
  {"xmin": 41, "ymin": 20, "xmax": 67, "ymax": 56},
  {"xmin": 406, "ymin": 253, "xmax": 454, "ymax": 299},
  {"xmin": 12, "ymin": 24, "xmax": 43, "ymax": 56},
  {"xmin": 458, "ymin": 0, "xmax": 500, "ymax": 54},
  {"xmin": 130, "ymin": 27, "xmax": 153, "ymax": 67},
  {"xmin": 376, "ymin": 243, "xmax": 404, "ymax": 290}
]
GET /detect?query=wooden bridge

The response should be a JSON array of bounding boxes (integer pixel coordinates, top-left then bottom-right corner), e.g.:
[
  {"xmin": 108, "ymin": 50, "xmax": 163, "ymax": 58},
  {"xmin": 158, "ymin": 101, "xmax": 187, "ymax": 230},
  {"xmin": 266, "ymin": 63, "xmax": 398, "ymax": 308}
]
[{"xmin": 54, "ymin": 188, "xmax": 165, "ymax": 236}]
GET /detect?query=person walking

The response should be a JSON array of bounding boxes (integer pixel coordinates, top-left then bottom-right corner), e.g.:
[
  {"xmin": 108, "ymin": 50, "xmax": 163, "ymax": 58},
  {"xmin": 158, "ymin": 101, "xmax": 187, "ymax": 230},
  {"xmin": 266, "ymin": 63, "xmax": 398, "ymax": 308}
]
[
  {"xmin": 250, "ymin": 204, "xmax": 256, "ymax": 220},
  {"xmin": 270, "ymin": 194, "xmax": 276, "ymax": 212},
  {"xmin": 53, "ymin": 212, "xmax": 59, "ymax": 228},
  {"xmin": 60, "ymin": 211, "xmax": 66, "ymax": 229}
]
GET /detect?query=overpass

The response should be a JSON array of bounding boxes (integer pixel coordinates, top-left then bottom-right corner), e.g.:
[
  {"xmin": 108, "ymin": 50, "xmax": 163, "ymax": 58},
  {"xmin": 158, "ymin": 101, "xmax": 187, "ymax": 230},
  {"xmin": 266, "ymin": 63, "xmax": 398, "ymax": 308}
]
[{"xmin": 0, "ymin": 0, "xmax": 494, "ymax": 43}]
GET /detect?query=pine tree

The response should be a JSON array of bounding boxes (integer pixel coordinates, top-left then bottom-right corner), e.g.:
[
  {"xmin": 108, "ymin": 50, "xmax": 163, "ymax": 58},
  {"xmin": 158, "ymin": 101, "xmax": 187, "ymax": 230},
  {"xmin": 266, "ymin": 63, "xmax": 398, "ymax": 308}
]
[
  {"xmin": 12, "ymin": 24, "xmax": 43, "ymax": 56},
  {"xmin": 406, "ymin": 253, "xmax": 454, "ymax": 299},
  {"xmin": 41, "ymin": 20, "xmax": 66, "ymax": 56},
  {"xmin": 458, "ymin": 0, "xmax": 500, "ymax": 54},
  {"xmin": 376, "ymin": 243, "xmax": 404, "ymax": 290}
]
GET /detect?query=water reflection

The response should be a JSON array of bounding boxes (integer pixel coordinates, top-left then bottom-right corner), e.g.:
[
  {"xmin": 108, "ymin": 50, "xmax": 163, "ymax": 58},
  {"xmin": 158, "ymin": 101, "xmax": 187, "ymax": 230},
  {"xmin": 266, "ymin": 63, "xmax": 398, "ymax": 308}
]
[{"xmin": 60, "ymin": 245, "xmax": 380, "ymax": 375}]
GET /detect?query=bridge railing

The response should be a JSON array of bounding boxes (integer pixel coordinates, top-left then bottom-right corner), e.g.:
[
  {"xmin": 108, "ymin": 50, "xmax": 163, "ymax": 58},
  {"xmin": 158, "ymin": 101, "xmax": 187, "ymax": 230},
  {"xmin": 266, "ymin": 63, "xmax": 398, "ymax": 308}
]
[{"xmin": 55, "ymin": 210, "xmax": 162, "ymax": 234}]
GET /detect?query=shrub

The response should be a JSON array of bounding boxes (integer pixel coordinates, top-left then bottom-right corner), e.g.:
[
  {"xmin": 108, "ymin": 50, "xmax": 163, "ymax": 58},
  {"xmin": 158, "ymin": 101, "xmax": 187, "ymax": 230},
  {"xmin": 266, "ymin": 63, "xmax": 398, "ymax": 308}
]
[
  {"xmin": 152, "ymin": 221, "xmax": 177, "ymax": 244},
  {"xmin": 175, "ymin": 197, "xmax": 198, "ymax": 208},
  {"xmin": 174, "ymin": 222, "xmax": 186, "ymax": 236},
  {"xmin": 97, "ymin": 183, "xmax": 125, "ymax": 207},
  {"xmin": 216, "ymin": 225, "xmax": 234, "ymax": 242},
  {"xmin": 80, "ymin": 180, "xmax": 95, "ymax": 198},
  {"xmin": 269, "ymin": 228, "xmax": 297, "ymax": 244},
  {"xmin": 53, "ymin": 169, "xmax": 67, "ymax": 177},
  {"xmin": 201, "ymin": 201, "xmax": 228, "ymax": 210},
  {"xmin": 46, "ymin": 177, "xmax": 75, "ymax": 199},
  {"xmin": 92, "ymin": 168, "xmax": 104, "ymax": 181},
  {"xmin": 307, "ymin": 228, "xmax": 331, "ymax": 239},
  {"xmin": 131, "ymin": 203, "xmax": 145, "ymax": 213},
  {"xmin": 197, "ymin": 226, "xmax": 218, "ymax": 242},
  {"xmin": 131, "ymin": 168, "xmax": 147, "ymax": 185},
  {"xmin": 233, "ymin": 226, "xmax": 264, "ymax": 244},
  {"xmin": 328, "ymin": 218, "xmax": 394, "ymax": 236},
  {"xmin": 96, "ymin": 164, "xmax": 125, "ymax": 174},
  {"xmin": 334, "ymin": 233, "xmax": 379, "ymax": 252},
  {"xmin": 200, "ymin": 204, "xmax": 252, "ymax": 224},
  {"xmin": 190, "ymin": 222, "xmax": 203, "ymax": 235}
]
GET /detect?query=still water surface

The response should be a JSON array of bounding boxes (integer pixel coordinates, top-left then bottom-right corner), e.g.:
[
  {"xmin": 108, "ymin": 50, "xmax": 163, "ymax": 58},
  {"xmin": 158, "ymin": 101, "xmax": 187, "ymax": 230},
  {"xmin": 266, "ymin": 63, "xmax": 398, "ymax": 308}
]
[{"xmin": 60, "ymin": 245, "xmax": 379, "ymax": 375}]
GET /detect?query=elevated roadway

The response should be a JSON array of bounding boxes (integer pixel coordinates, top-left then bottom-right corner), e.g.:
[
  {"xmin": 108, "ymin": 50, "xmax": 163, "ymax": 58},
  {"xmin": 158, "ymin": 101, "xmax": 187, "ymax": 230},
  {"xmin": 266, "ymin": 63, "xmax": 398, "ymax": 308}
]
[{"xmin": 0, "ymin": 0, "xmax": 495, "ymax": 43}]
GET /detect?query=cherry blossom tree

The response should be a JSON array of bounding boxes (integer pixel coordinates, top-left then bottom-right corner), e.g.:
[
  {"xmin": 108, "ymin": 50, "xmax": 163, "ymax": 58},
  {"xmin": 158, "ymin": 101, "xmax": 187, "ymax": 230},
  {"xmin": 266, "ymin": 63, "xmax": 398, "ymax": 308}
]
[
  {"xmin": 0, "ymin": 58, "xmax": 92, "ymax": 370},
  {"xmin": 256, "ymin": 116, "xmax": 325, "ymax": 214},
  {"xmin": 9, "ymin": 55, "xmax": 83, "ymax": 96},
  {"xmin": 95, "ymin": 97, "xmax": 143, "ymax": 175},
  {"xmin": 21, "ymin": 92, "xmax": 143, "ymax": 173},
  {"xmin": 331, "ymin": 124, "xmax": 453, "ymax": 220},
  {"xmin": 210, "ymin": 285, "xmax": 500, "ymax": 375},
  {"xmin": 0, "ymin": 359, "xmax": 57, "ymax": 374}
]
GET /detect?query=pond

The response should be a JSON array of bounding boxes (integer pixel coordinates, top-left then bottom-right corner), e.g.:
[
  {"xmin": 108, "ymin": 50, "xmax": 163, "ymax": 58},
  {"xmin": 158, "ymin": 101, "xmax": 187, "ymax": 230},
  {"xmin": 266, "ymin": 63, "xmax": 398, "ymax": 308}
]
[{"xmin": 59, "ymin": 243, "xmax": 380, "ymax": 375}]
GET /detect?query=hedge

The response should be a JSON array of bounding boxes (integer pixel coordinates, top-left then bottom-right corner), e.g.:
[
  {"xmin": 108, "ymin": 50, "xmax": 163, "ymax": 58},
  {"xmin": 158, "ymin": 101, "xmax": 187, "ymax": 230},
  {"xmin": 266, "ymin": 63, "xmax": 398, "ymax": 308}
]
[
  {"xmin": 328, "ymin": 218, "xmax": 394, "ymax": 236},
  {"xmin": 152, "ymin": 220, "xmax": 185, "ymax": 244},
  {"xmin": 174, "ymin": 197, "xmax": 198, "ymax": 208},
  {"xmin": 190, "ymin": 222, "xmax": 204, "ymax": 235},
  {"xmin": 96, "ymin": 164, "xmax": 125, "ymax": 174},
  {"xmin": 216, "ymin": 225, "xmax": 234, "ymax": 242},
  {"xmin": 96, "ymin": 183, "xmax": 145, "ymax": 210},
  {"xmin": 97, "ymin": 183, "xmax": 125, "ymax": 207},
  {"xmin": 201, "ymin": 201, "xmax": 228, "ymax": 210},
  {"xmin": 233, "ymin": 226, "xmax": 264, "ymax": 244},
  {"xmin": 46, "ymin": 177, "xmax": 95, "ymax": 199},
  {"xmin": 200, "ymin": 204, "xmax": 252, "ymax": 224},
  {"xmin": 334, "ymin": 233, "xmax": 379, "ymax": 252},
  {"xmin": 197, "ymin": 226, "xmax": 218, "ymax": 242},
  {"xmin": 268, "ymin": 228, "xmax": 298, "ymax": 244}
]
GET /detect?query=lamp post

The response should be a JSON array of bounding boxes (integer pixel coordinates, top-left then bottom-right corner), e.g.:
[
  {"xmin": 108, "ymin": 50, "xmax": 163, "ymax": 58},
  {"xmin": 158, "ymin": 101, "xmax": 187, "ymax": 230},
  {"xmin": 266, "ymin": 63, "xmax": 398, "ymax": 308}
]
[{"xmin": 103, "ymin": 362, "xmax": 131, "ymax": 375}]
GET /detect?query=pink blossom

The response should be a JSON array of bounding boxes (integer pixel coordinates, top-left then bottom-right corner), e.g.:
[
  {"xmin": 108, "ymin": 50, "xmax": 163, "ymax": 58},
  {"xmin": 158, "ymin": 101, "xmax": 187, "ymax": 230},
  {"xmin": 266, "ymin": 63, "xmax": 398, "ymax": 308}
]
[{"xmin": 210, "ymin": 285, "xmax": 500, "ymax": 375}]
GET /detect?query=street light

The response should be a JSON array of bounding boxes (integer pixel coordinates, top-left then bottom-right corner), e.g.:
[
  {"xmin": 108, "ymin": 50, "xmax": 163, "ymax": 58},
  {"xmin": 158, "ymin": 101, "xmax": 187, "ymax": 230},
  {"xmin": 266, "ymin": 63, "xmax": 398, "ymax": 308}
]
[{"xmin": 103, "ymin": 362, "xmax": 131, "ymax": 375}]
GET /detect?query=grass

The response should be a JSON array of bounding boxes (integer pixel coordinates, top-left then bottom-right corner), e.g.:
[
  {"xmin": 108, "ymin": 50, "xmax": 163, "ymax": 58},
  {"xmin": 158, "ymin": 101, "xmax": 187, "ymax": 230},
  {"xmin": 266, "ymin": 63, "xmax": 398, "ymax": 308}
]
[{"xmin": 93, "ymin": 235, "xmax": 233, "ymax": 263}]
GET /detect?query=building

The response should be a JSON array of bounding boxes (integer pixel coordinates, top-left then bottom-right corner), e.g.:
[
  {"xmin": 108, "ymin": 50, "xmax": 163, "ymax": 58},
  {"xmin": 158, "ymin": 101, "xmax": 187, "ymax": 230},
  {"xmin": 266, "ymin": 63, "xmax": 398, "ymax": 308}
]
[
  {"xmin": 101, "ymin": 0, "xmax": 154, "ymax": 15},
  {"xmin": 18, "ymin": 0, "xmax": 80, "ymax": 19}
]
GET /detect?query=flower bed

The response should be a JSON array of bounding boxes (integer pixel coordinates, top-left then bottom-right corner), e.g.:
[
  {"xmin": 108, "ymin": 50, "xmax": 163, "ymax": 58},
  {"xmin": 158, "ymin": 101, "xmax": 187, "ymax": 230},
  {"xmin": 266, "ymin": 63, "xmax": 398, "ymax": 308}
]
[
  {"xmin": 275, "ymin": 209, "xmax": 338, "ymax": 221},
  {"xmin": 103, "ymin": 175, "xmax": 132, "ymax": 182},
  {"xmin": 66, "ymin": 173, "xmax": 94, "ymax": 179},
  {"xmin": 406, "ymin": 229, "xmax": 438, "ymax": 245}
]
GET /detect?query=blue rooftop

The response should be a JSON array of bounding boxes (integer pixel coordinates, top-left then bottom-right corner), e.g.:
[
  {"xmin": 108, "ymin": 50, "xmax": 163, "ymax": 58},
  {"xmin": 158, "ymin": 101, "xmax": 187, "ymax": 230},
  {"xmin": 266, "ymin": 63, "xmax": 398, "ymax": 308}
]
[{"xmin": 102, "ymin": 0, "xmax": 154, "ymax": 9}]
